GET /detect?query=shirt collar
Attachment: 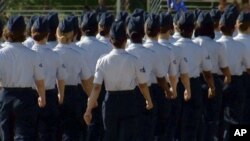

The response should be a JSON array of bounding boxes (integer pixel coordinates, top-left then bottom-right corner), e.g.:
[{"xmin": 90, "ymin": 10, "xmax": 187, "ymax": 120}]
[
  {"xmin": 110, "ymin": 48, "xmax": 126, "ymax": 54},
  {"xmin": 178, "ymin": 37, "xmax": 193, "ymax": 43},
  {"xmin": 145, "ymin": 38, "xmax": 159, "ymax": 44},
  {"xmin": 127, "ymin": 43, "xmax": 144, "ymax": 49},
  {"xmin": 158, "ymin": 38, "xmax": 170, "ymax": 44},
  {"xmin": 236, "ymin": 32, "xmax": 250, "ymax": 37}
]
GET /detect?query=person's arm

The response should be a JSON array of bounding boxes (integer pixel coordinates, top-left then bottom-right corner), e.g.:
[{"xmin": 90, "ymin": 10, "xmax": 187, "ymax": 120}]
[
  {"xmin": 81, "ymin": 77, "xmax": 94, "ymax": 97},
  {"xmin": 203, "ymin": 71, "xmax": 216, "ymax": 98},
  {"xmin": 156, "ymin": 77, "xmax": 172, "ymax": 98},
  {"xmin": 220, "ymin": 67, "xmax": 231, "ymax": 84},
  {"xmin": 36, "ymin": 80, "xmax": 46, "ymax": 108},
  {"xmin": 169, "ymin": 75, "xmax": 177, "ymax": 99},
  {"xmin": 138, "ymin": 83, "xmax": 153, "ymax": 110},
  {"xmin": 84, "ymin": 84, "xmax": 102, "ymax": 125},
  {"xmin": 180, "ymin": 73, "xmax": 191, "ymax": 101},
  {"xmin": 56, "ymin": 80, "xmax": 65, "ymax": 105}
]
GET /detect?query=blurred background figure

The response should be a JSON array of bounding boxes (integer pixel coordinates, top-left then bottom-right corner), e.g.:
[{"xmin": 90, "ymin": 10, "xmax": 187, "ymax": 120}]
[{"xmin": 167, "ymin": 0, "xmax": 187, "ymax": 13}]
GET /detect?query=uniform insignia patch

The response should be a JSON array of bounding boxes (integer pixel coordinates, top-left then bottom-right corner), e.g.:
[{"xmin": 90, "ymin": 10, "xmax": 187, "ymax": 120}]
[
  {"xmin": 206, "ymin": 55, "xmax": 210, "ymax": 60},
  {"xmin": 173, "ymin": 60, "xmax": 177, "ymax": 64},
  {"xmin": 140, "ymin": 67, "xmax": 146, "ymax": 73},
  {"xmin": 62, "ymin": 64, "xmax": 66, "ymax": 68},
  {"xmin": 184, "ymin": 57, "xmax": 188, "ymax": 62},
  {"xmin": 39, "ymin": 64, "xmax": 43, "ymax": 68}
]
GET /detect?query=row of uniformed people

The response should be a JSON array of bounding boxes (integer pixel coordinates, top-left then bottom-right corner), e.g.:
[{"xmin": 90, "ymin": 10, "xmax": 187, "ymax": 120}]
[{"xmin": 0, "ymin": 5, "xmax": 249, "ymax": 141}]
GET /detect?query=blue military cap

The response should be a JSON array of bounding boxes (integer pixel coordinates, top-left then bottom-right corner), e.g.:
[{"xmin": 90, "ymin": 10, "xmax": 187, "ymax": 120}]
[
  {"xmin": 27, "ymin": 15, "xmax": 39, "ymax": 28},
  {"xmin": 237, "ymin": 12, "xmax": 250, "ymax": 23},
  {"xmin": 110, "ymin": 21, "xmax": 126, "ymax": 41},
  {"xmin": 32, "ymin": 16, "xmax": 49, "ymax": 33},
  {"xmin": 173, "ymin": 12, "xmax": 181, "ymax": 25},
  {"xmin": 197, "ymin": 12, "xmax": 213, "ymax": 25},
  {"xmin": 66, "ymin": 16, "xmax": 79, "ymax": 32},
  {"xmin": 159, "ymin": 12, "xmax": 173, "ymax": 27},
  {"xmin": 81, "ymin": 12, "xmax": 98, "ymax": 29},
  {"xmin": 127, "ymin": 16, "xmax": 144, "ymax": 36},
  {"xmin": 193, "ymin": 9, "xmax": 202, "ymax": 20},
  {"xmin": 145, "ymin": 14, "xmax": 160, "ymax": 30},
  {"xmin": 143, "ymin": 12, "xmax": 149, "ymax": 22},
  {"xmin": 59, "ymin": 19, "xmax": 74, "ymax": 33},
  {"xmin": 224, "ymin": 4, "xmax": 239, "ymax": 17},
  {"xmin": 46, "ymin": 12, "xmax": 59, "ymax": 30},
  {"xmin": 99, "ymin": 12, "xmax": 114, "ymax": 27},
  {"xmin": 178, "ymin": 12, "xmax": 195, "ymax": 26},
  {"xmin": 220, "ymin": 12, "xmax": 237, "ymax": 27},
  {"xmin": 132, "ymin": 8, "xmax": 144, "ymax": 17},
  {"xmin": 116, "ymin": 11, "xmax": 128, "ymax": 22},
  {"xmin": 210, "ymin": 9, "xmax": 221, "ymax": 21},
  {"xmin": 7, "ymin": 15, "xmax": 26, "ymax": 32}
]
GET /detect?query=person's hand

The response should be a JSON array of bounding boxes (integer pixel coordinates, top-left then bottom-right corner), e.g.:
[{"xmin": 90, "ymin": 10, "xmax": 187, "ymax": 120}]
[
  {"xmin": 184, "ymin": 89, "xmax": 191, "ymax": 101},
  {"xmin": 224, "ymin": 76, "xmax": 231, "ymax": 84},
  {"xmin": 208, "ymin": 87, "xmax": 216, "ymax": 99},
  {"xmin": 38, "ymin": 96, "xmax": 46, "ymax": 108},
  {"xmin": 58, "ymin": 94, "xmax": 64, "ymax": 105},
  {"xmin": 165, "ymin": 88, "xmax": 177, "ymax": 99},
  {"xmin": 146, "ymin": 100, "xmax": 153, "ymax": 110},
  {"xmin": 84, "ymin": 109, "xmax": 92, "ymax": 125}
]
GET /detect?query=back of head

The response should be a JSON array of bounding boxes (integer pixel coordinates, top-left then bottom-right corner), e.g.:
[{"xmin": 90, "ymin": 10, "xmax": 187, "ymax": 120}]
[
  {"xmin": 219, "ymin": 11, "xmax": 238, "ymax": 36},
  {"xmin": 110, "ymin": 21, "xmax": 127, "ymax": 48},
  {"xmin": 145, "ymin": 13, "xmax": 160, "ymax": 38},
  {"xmin": 159, "ymin": 12, "xmax": 174, "ymax": 33},
  {"xmin": 57, "ymin": 18, "xmax": 74, "ymax": 44},
  {"xmin": 195, "ymin": 11, "xmax": 215, "ymax": 39},
  {"xmin": 177, "ymin": 12, "xmax": 195, "ymax": 38},
  {"xmin": 80, "ymin": 12, "xmax": 98, "ymax": 36},
  {"xmin": 99, "ymin": 12, "xmax": 114, "ymax": 36},
  {"xmin": 116, "ymin": 11, "xmax": 129, "ymax": 23},
  {"xmin": 127, "ymin": 16, "xmax": 144, "ymax": 43},
  {"xmin": 4, "ymin": 15, "xmax": 26, "ymax": 42},
  {"xmin": 32, "ymin": 16, "xmax": 50, "ymax": 41},
  {"xmin": 27, "ymin": 15, "xmax": 39, "ymax": 36},
  {"xmin": 46, "ymin": 12, "xmax": 59, "ymax": 41},
  {"xmin": 236, "ymin": 12, "xmax": 250, "ymax": 33}
]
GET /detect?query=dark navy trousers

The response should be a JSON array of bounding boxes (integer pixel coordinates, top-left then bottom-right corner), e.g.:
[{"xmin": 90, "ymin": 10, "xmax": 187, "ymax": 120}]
[
  {"xmin": 102, "ymin": 90, "xmax": 137, "ymax": 141},
  {"xmin": 0, "ymin": 88, "xmax": 39, "ymax": 141},
  {"xmin": 78, "ymin": 84, "xmax": 88, "ymax": 141},
  {"xmin": 60, "ymin": 85, "xmax": 82, "ymax": 141},
  {"xmin": 86, "ymin": 84, "xmax": 105, "ymax": 141},
  {"xmin": 164, "ymin": 81, "xmax": 184, "ymax": 141},
  {"xmin": 181, "ymin": 77, "xmax": 203, "ymax": 141},
  {"xmin": 38, "ymin": 89, "xmax": 59, "ymax": 141},
  {"xmin": 134, "ymin": 86, "xmax": 156, "ymax": 141},
  {"xmin": 221, "ymin": 76, "xmax": 246, "ymax": 141},
  {"xmin": 199, "ymin": 75, "xmax": 224, "ymax": 141},
  {"xmin": 242, "ymin": 72, "xmax": 250, "ymax": 124}
]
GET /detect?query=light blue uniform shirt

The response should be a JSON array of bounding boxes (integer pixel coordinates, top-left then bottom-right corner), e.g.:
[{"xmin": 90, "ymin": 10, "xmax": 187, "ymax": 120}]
[
  {"xmin": 23, "ymin": 37, "xmax": 35, "ymax": 49},
  {"xmin": 54, "ymin": 43, "xmax": 92, "ymax": 85},
  {"xmin": 0, "ymin": 42, "xmax": 44, "ymax": 87},
  {"xmin": 32, "ymin": 43, "xmax": 66, "ymax": 90}
]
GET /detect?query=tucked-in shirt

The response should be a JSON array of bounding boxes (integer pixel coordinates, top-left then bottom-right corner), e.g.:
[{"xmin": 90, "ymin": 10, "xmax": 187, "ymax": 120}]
[
  {"xmin": 217, "ymin": 35, "xmax": 250, "ymax": 75},
  {"xmin": 159, "ymin": 39, "xmax": 189, "ymax": 77},
  {"xmin": 0, "ymin": 42, "xmax": 44, "ymax": 87},
  {"xmin": 23, "ymin": 37, "xmax": 35, "ymax": 49},
  {"xmin": 54, "ymin": 43, "xmax": 92, "ymax": 85},
  {"xmin": 94, "ymin": 49, "xmax": 147, "ymax": 91},
  {"xmin": 76, "ymin": 36, "xmax": 110, "ymax": 74},
  {"xmin": 174, "ymin": 37, "xmax": 212, "ymax": 78},
  {"xmin": 32, "ymin": 43, "xmax": 66, "ymax": 89},
  {"xmin": 193, "ymin": 36, "xmax": 228, "ymax": 74},
  {"xmin": 126, "ymin": 43, "xmax": 166, "ymax": 86},
  {"xmin": 144, "ymin": 38, "xmax": 177, "ymax": 83}
]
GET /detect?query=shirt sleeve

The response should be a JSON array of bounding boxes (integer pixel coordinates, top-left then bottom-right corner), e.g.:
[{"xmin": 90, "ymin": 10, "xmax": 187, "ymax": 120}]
[
  {"xmin": 93, "ymin": 58, "xmax": 104, "ymax": 84},
  {"xmin": 242, "ymin": 45, "xmax": 250, "ymax": 69},
  {"xmin": 56, "ymin": 55, "xmax": 67, "ymax": 80},
  {"xmin": 80, "ymin": 56, "xmax": 92, "ymax": 80},
  {"xmin": 152, "ymin": 52, "xmax": 166, "ymax": 78},
  {"xmin": 217, "ymin": 43, "xmax": 228, "ymax": 68},
  {"xmin": 168, "ymin": 51, "xmax": 177, "ymax": 76},
  {"xmin": 200, "ymin": 47, "xmax": 212, "ymax": 72},
  {"xmin": 33, "ymin": 54, "xmax": 45, "ymax": 80},
  {"xmin": 135, "ymin": 58, "xmax": 148, "ymax": 84},
  {"xmin": 179, "ymin": 50, "xmax": 189, "ymax": 74}
]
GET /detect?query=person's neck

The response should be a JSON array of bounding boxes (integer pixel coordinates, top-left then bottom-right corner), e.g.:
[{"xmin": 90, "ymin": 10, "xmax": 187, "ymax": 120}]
[
  {"xmin": 36, "ymin": 39, "xmax": 47, "ymax": 45},
  {"xmin": 158, "ymin": 33, "xmax": 170, "ymax": 40}
]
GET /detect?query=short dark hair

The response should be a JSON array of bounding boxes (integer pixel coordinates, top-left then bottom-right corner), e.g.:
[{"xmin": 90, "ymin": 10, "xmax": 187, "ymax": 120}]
[
  {"xmin": 145, "ymin": 25, "xmax": 159, "ymax": 37},
  {"xmin": 178, "ymin": 24, "xmax": 195, "ymax": 38},
  {"xmin": 110, "ymin": 36, "xmax": 126, "ymax": 48},
  {"xmin": 238, "ymin": 22, "xmax": 249, "ymax": 32},
  {"xmin": 47, "ymin": 29, "xmax": 57, "ymax": 41},
  {"xmin": 3, "ymin": 27, "xmax": 26, "ymax": 42},
  {"xmin": 194, "ymin": 22, "xmax": 215, "ymax": 39},
  {"xmin": 31, "ymin": 27, "xmax": 48, "ymax": 41},
  {"xmin": 219, "ymin": 24, "xmax": 234, "ymax": 36},
  {"xmin": 160, "ymin": 24, "xmax": 174, "ymax": 34},
  {"xmin": 99, "ymin": 25, "xmax": 110, "ymax": 36},
  {"xmin": 81, "ymin": 25, "xmax": 98, "ymax": 36}
]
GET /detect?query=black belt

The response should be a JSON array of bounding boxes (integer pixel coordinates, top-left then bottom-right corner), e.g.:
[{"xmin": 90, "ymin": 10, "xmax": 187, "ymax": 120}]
[
  {"xmin": 107, "ymin": 90, "xmax": 134, "ymax": 95},
  {"xmin": 4, "ymin": 87, "xmax": 32, "ymax": 92}
]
